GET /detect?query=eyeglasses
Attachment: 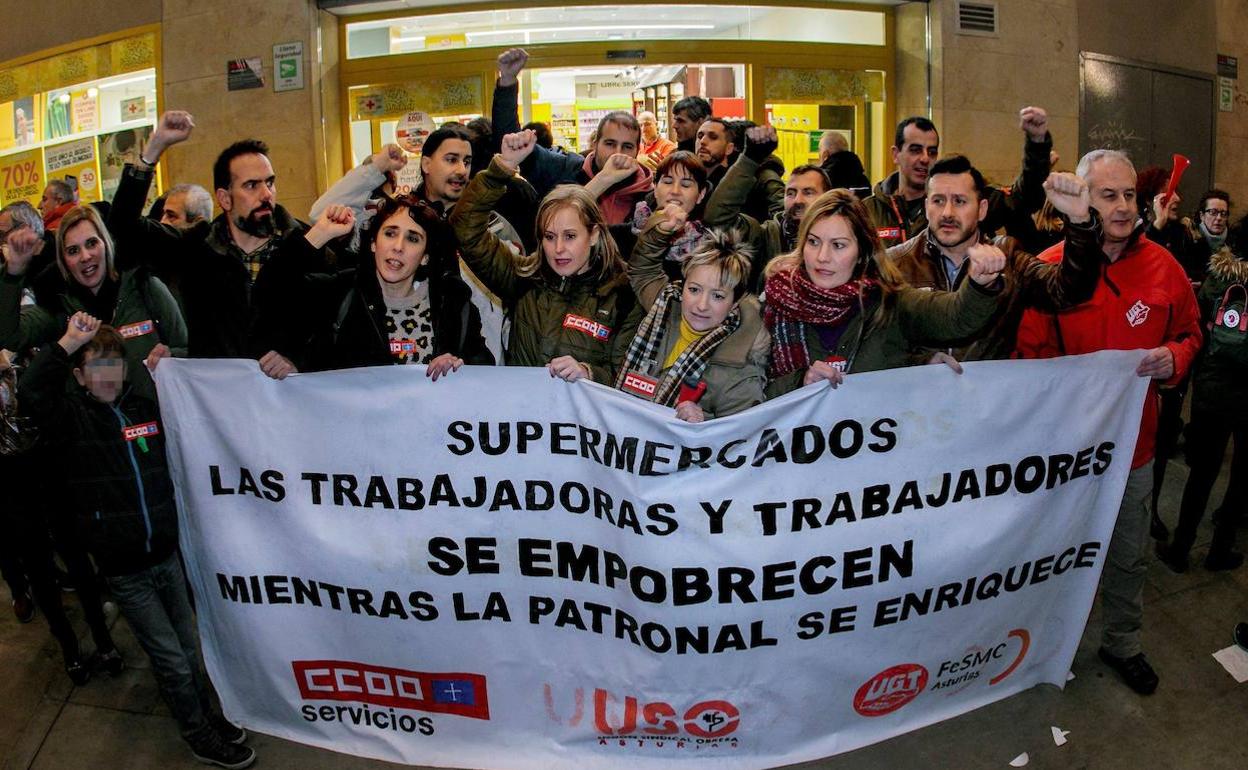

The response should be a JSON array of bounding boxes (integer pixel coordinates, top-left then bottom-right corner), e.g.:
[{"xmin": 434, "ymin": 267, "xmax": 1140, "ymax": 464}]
[{"xmin": 1202, "ymin": 209, "xmax": 1230, "ymax": 219}]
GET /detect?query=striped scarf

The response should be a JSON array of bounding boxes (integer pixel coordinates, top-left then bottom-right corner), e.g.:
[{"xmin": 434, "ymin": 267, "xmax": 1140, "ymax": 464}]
[
  {"xmin": 764, "ymin": 267, "xmax": 876, "ymax": 378},
  {"xmin": 616, "ymin": 282, "xmax": 741, "ymax": 406}
]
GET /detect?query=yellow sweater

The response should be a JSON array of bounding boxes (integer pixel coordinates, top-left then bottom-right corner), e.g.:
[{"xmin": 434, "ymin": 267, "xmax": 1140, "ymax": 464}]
[{"xmin": 662, "ymin": 317, "xmax": 709, "ymax": 369}]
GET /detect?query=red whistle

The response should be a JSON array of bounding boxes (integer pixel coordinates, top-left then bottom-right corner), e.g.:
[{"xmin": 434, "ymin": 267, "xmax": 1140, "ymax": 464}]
[{"xmin": 678, "ymin": 379, "xmax": 708, "ymax": 404}]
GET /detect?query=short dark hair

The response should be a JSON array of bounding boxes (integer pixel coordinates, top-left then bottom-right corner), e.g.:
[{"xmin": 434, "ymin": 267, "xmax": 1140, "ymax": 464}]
[
  {"xmin": 422, "ymin": 125, "xmax": 472, "ymax": 159},
  {"xmin": 1199, "ymin": 188, "xmax": 1231, "ymax": 213},
  {"xmin": 927, "ymin": 154, "xmax": 986, "ymax": 199},
  {"xmin": 724, "ymin": 119, "xmax": 754, "ymax": 147},
  {"xmin": 464, "ymin": 117, "xmax": 492, "ymax": 142},
  {"xmin": 894, "ymin": 116, "xmax": 938, "ymax": 150},
  {"xmin": 213, "ymin": 139, "xmax": 270, "ymax": 192},
  {"xmin": 654, "ymin": 151, "xmax": 709, "ymax": 191},
  {"xmin": 594, "ymin": 111, "xmax": 640, "ymax": 144},
  {"xmin": 672, "ymin": 96, "xmax": 711, "ymax": 123},
  {"xmin": 72, "ymin": 325, "xmax": 126, "ymax": 368},
  {"xmin": 788, "ymin": 164, "xmax": 832, "ymax": 192},
  {"xmin": 524, "ymin": 121, "xmax": 554, "ymax": 149},
  {"xmin": 364, "ymin": 195, "xmax": 457, "ymax": 276}
]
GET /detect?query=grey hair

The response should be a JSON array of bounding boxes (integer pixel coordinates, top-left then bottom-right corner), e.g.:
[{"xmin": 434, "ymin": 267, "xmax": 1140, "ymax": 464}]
[
  {"xmin": 44, "ymin": 179, "xmax": 75, "ymax": 205},
  {"xmin": 167, "ymin": 183, "xmax": 214, "ymax": 224},
  {"xmin": 1076, "ymin": 149, "xmax": 1134, "ymax": 181},
  {"xmin": 0, "ymin": 201, "xmax": 44, "ymax": 238}
]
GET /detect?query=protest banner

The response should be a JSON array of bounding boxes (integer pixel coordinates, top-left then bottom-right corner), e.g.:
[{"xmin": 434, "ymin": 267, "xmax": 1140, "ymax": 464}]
[{"xmin": 155, "ymin": 351, "xmax": 1149, "ymax": 769}]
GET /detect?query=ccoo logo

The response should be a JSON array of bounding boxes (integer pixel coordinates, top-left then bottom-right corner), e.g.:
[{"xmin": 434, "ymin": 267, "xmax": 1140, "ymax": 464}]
[{"xmin": 853, "ymin": 663, "xmax": 928, "ymax": 717}]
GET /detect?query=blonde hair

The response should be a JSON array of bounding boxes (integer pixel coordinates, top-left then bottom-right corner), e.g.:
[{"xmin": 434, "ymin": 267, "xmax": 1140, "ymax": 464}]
[
  {"xmin": 520, "ymin": 185, "xmax": 626, "ymax": 283},
  {"xmin": 55, "ymin": 205, "xmax": 118, "ymax": 285},
  {"xmin": 682, "ymin": 226, "xmax": 755, "ymax": 300}
]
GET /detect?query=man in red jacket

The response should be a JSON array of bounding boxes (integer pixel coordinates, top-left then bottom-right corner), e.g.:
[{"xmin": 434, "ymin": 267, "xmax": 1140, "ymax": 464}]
[{"xmin": 1014, "ymin": 149, "xmax": 1202, "ymax": 696}]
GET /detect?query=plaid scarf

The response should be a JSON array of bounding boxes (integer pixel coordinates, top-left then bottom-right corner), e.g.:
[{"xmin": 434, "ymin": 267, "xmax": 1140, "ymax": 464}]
[
  {"xmin": 764, "ymin": 267, "xmax": 876, "ymax": 378},
  {"xmin": 616, "ymin": 282, "xmax": 741, "ymax": 406}
]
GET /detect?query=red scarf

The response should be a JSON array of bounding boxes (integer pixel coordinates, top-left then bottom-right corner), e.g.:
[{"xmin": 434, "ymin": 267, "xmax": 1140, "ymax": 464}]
[{"xmin": 764, "ymin": 267, "xmax": 876, "ymax": 377}]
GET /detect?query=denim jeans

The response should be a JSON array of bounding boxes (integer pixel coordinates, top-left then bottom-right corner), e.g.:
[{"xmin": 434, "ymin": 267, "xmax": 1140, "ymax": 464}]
[{"xmin": 105, "ymin": 551, "xmax": 211, "ymax": 738}]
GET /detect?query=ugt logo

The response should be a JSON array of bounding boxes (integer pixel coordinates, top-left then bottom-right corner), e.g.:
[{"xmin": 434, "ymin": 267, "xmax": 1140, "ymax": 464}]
[
  {"xmin": 1126, "ymin": 300, "xmax": 1150, "ymax": 328},
  {"xmin": 544, "ymin": 684, "xmax": 740, "ymax": 739}
]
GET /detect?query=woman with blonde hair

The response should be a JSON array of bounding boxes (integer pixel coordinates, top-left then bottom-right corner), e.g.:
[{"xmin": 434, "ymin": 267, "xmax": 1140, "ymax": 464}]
[
  {"xmin": 0, "ymin": 204, "xmax": 186, "ymax": 400},
  {"xmin": 623, "ymin": 200, "xmax": 770, "ymax": 422},
  {"xmin": 450, "ymin": 130, "xmax": 641, "ymax": 383},
  {"xmin": 763, "ymin": 189, "xmax": 1004, "ymax": 396}
]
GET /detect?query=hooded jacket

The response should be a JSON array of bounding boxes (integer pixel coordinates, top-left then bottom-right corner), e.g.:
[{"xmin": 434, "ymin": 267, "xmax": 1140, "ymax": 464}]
[
  {"xmin": 576, "ymin": 152, "xmax": 654, "ymax": 226},
  {"xmin": 628, "ymin": 213, "xmax": 770, "ymax": 418},
  {"xmin": 450, "ymin": 157, "xmax": 642, "ymax": 384},
  {"xmin": 1013, "ymin": 220, "xmax": 1203, "ymax": 468},
  {"xmin": 19, "ymin": 343, "xmax": 178, "ymax": 577}
]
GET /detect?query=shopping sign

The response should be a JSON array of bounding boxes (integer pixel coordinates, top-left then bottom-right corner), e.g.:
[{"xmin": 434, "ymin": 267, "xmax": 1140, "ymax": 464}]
[{"xmin": 155, "ymin": 351, "xmax": 1148, "ymax": 769}]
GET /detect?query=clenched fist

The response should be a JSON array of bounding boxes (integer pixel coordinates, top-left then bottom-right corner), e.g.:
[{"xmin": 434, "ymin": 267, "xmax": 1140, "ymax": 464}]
[
  {"xmin": 967, "ymin": 242, "xmax": 1007, "ymax": 286},
  {"xmin": 1043, "ymin": 172, "xmax": 1091, "ymax": 223}
]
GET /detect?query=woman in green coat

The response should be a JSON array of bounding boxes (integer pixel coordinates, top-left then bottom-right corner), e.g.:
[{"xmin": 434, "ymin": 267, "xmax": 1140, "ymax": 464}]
[
  {"xmin": 763, "ymin": 190, "xmax": 1004, "ymax": 397},
  {"xmin": 1, "ymin": 205, "xmax": 186, "ymax": 401},
  {"xmin": 449, "ymin": 129, "xmax": 640, "ymax": 384}
]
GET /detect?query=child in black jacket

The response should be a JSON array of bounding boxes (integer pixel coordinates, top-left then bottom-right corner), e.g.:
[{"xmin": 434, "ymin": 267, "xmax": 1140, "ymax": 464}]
[{"xmin": 22, "ymin": 312, "xmax": 255, "ymax": 770}]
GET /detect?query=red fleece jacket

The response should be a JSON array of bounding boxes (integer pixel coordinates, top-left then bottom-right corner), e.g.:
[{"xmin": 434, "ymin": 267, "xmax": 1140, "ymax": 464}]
[{"xmin": 1014, "ymin": 232, "xmax": 1202, "ymax": 469}]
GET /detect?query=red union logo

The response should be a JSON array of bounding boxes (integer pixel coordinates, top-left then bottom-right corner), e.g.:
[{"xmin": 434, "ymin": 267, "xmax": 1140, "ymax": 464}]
[
  {"xmin": 853, "ymin": 663, "xmax": 928, "ymax": 717},
  {"xmin": 1126, "ymin": 300, "xmax": 1150, "ymax": 327},
  {"xmin": 292, "ymin": 660, "xmax": 490, "ymax": 720},
  {"xmin": 622, "ymin": 372, "xmax": 658, "ymax": 396},
  {"xmin": 544, "ymin": 684, "xmax": 740, "ymax": 739},
  {"xmin": 562, "ymin": 313, "xmax": 612, "ymax": 341}
]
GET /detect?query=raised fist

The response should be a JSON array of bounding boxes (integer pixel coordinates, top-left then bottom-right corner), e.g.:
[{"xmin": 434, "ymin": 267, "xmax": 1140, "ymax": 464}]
[
  {"xmin": 372, "ymin": 144, "xmax": 408, "ymax": 175},
  {"xmin": 744, "ymin": 125, "xmax": 779, "ymax": 162},
  {"xmin": 1043, "ymin": 172, "xmax": 1090, "ymax": 223},
  {"xmin": 147, "ymin": 111, "xmax": 195, "ymax": 161},
  {"xmin": 497, "ymin": 49, "xmax": 529, "ymax": 87},
  {"xmin": 498, "ymin": 130, "xmax": 538, "ymax": 171},
  {"xmin": 1019, "ymin": 106, "xmax": 1049, "ymax": 143},
  {"xmin": 2, "ymin": 227, "xmax": 42, "ymax": 276},
  {"xmin": 967, "ymin": 243, "xmax": 1007, "ymax": 286}
]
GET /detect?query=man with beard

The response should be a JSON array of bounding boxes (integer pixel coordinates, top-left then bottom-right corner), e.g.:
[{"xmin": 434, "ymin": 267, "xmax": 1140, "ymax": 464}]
[
  {"xmin": 702, "ymin": 125, "xmax": 830, "ymax": 289},
  {"xmin": 865, "ymin": 108, "xmax": 1052, "ymax": 248},
  {"xmin": 107, "ymin": 111, "xmax": 306, "ymax": 376},
  {"xmin": 695, "ymin": 117, "xmax": 736, "ymax": 188},
  {"xmin": 885, "ymin": 155, "xmax": 1101, "ymax": 362}
]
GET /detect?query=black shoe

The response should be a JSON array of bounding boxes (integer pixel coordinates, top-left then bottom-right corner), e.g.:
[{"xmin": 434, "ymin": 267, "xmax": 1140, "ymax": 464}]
[
  {"xmin": 187, "ymin": 728, "xmax": 256, "ymax": 769},
  {"xmin": 1234, "ymin": 622, "xmax": 1248, "ymax": 651},
  {"xmin": 1098, "ymin": 648, "xmax": 1159, "ymax": 695},
  {"xmin": 1205, "ymin": 550, "xmax": 1245, "ymax": 571},
  {"xmin": 65, "ymin": 658, "xmax": 91, "ymax": 687},
  {"xmin": 209, "ymin": 713, "xmax": 247, "ymax": 745},
  {"xmin": 12, "ymin": 593, "xmax": 35, "ymax": 623},
  {"xmin": 1155, "ymin": 541, "xmax": 1189, "ymax": 573},
  {"xmin": 94, "ymin": 648, "xmax": 124, "ymax": 676},
  {"xmin": 1149, "ymin": 513, "xmax": 1170, "ymax": 542}
]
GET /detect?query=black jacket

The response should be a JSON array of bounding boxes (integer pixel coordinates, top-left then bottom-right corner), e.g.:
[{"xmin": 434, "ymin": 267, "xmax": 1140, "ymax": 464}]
[
  {"xmin": 20, "ymin": 344, "xmax": 178, "ymax": 577},
  {"xmin": 108, "ymin": 163, "xmax": 308, "ymax": 359},
  {"xmin": 251, "ymin": 230, "xmax": 494, "ymax": 372}
]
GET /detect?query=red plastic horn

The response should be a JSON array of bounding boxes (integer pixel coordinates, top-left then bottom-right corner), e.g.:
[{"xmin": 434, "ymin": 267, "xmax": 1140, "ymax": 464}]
[{"xmin": 1162, "ymin": 154, "xmax": 1191, "ymax": 206}]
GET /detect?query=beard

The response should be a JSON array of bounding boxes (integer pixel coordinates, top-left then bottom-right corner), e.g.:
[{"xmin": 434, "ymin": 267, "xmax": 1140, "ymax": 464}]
[
  {"xmin": 235, "ymin": 205, "xmax": 276, "ymax": 238},
  {"xmin": 931, "ymin": 220, "xmax": 977, "ymax": 249}
]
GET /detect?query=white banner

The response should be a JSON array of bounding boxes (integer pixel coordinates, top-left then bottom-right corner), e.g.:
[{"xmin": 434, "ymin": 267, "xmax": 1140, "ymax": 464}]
[{"xmin": 155, "ymin": 352, "xmax": 1149, "ymax": 770}]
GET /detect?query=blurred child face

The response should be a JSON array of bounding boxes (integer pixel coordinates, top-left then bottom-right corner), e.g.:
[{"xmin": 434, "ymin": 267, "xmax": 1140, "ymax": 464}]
[
  {"xmin": 681, "ymin": 264, "xmax": 738, "ymax": 331},
  {"xmin": 73, "ymin": 351, "xmax": 125, "ymax": 403}
]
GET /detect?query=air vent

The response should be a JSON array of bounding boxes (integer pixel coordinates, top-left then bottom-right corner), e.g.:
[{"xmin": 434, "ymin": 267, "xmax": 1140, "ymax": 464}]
[{"xmin": 957, "ymin": 1, "xmax": 999, "ymax": 37}]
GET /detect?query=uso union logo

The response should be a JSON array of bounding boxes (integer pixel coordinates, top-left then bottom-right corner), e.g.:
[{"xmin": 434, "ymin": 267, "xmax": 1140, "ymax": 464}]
[{"xmin": 853, "ymin": 663, "xmax": 929, "ymax": 717}]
